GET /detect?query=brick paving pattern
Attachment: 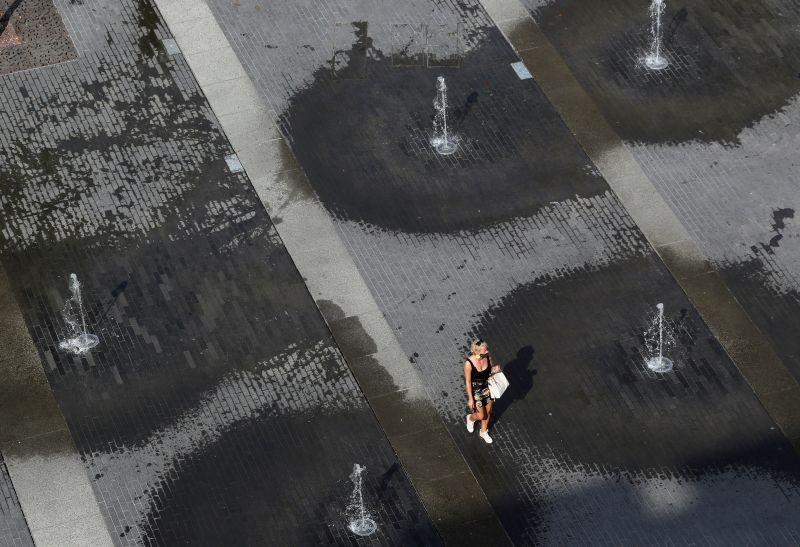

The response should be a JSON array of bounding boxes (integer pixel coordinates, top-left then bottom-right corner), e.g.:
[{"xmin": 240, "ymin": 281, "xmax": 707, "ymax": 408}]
[
  {"xmin": 205, "ymin": 0, "xmax": 800, "ymax": 543},
  {"xmin": 0, "ymin": 0, "xmax": 439, "ymax": 544},
  {"xmin": 523, "ymin": 0, "xmax": 800, "ymax": 385},
  {"xmin": 0, "ymin": 454, "xmax": 33, "ymax": 547}
]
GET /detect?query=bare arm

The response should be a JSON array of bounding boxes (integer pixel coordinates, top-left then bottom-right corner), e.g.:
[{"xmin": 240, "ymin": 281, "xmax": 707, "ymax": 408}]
[
  {"xmin": 490, "ymin": 354, "xmax": 501, "ymax": 373},
  {"xmin": 464, "ymin": 361, "xmax": 474, "ymax": 409}
]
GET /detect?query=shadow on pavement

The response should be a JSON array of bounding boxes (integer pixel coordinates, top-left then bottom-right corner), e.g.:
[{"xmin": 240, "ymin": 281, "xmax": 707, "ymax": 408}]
[{"xmin": 491, "ymin": 345, "xmax": 536, "ymax": 426}]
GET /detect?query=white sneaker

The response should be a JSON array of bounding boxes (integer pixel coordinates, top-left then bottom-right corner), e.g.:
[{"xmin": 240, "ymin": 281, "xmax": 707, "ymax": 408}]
[
  {"xmin": 466, "ymin": 414, "xmax": 475, "ymax": 433},
  {"xmin": 479, "ymin": 430, "xmax": 493, "ymax": 444}
]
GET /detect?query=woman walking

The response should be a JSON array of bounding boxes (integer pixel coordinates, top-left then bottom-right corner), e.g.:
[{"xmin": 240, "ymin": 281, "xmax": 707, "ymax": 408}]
[{"xmin": 464, "ymin": 339, "xmax": 501, "ymax": 444}]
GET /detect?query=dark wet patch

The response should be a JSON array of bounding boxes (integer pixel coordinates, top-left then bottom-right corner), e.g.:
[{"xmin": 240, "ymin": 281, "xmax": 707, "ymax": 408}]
[
  {"xmin": 0, "ymin": 53, "xmax": 216, "ymax": 252},
  {"xmin": 530, "ymin": 0, "xmax": 800, "ymax": 144},
  {"xmin": 135, "ymin": 0, "xmax": 164, "ymax": 58},
  {"xmin": 136, "ymin": 413, "xmax": 441, "ymax": 546},
  {"xmin": 0, "ymin": 0, "xmax": 442, "ymax": 543},
  {"xmin": 330, "ymin": 21, "xmax": 368, "ymax": 79},
  {"xmin": 461, "ymin": 253, "xmax": 780, "ymax": 467},
  {"xmin": 0, "ymin": 24, "xmax": 349, "ymax": 444},
  {"xmin": 2, "ymin": 219, "xmax": 340, "ymax": 447},
  {"xmin": 455, "ymin": 252, "xmax": 800, "ymax": 542},
  {"xmin": 756, "ymin": 207, "xmax": 795, "ymax": 254},
  {"xmin": 720, "ymin": 253, "xmax": 800, "ymax": 383},
  {"xmin": 280, "ymin": 26, "xmax": 607, "ymax": 233}
]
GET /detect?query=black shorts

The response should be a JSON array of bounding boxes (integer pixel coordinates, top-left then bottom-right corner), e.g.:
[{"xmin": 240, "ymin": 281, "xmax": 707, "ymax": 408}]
[{"xmin": 472, "ymin": 386, "xmax": 492, "ymax": 407}]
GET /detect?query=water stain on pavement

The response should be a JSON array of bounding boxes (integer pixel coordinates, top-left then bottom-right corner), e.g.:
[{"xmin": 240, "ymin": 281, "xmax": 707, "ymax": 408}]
[
  {"xmin": 280, "ymin": 26, "xmax": 607, "ymax": 233},
  {"xmin": 530, "ymin": 0, "xmax": 800, "ymax": 144},
  {"xmin": 461, "ymin": 252, "xmax": 800, "ymax": 542}
]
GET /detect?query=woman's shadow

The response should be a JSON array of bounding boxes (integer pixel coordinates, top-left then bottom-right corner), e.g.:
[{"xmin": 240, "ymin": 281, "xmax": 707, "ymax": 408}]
[{"xmin": 492, "ymin": 345, "xmax": 536, "ymax": 425}]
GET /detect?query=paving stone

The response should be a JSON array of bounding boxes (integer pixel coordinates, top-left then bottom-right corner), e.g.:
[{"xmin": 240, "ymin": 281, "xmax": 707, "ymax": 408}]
[
  {"xmin": 390, "ymin": 426, "xmax": 466, "ymax": 484},
  {"xmin": 185, "ymin": 48, "xmax": 249, "ymax": 85},
  {"xmin": 480, "ymin": 0, "xmax": 530, "ymax": 23},
  {"xmin": 201, "ymin": 0, "xmax": 800, "ymax": 542},
  {"xmin": 525, "ymin": 0, "xmax": 800, "ymax": 387},
  {"xmin": 327, "ymin": 315, "xmax": 379, "ymax": 359},
  {"xmin": 760, "ymin": 387, "xmax": 800, "ymax": 441},
  {"xmin": 437, "ymin": 516, "xmax": 512, "ymax": 543},
  {"xmin": 0, "ymin": 0, "xmax": 441, "ymax": 544},
  {"xmin": 655, "ymin": 238, "xmax": 715, "ymax": 281},
  {"xmin": 0, "ymin": 454, "xmax": 34, "ymax": 547},
  {"xmin": 367, "ymin": 390, "xmax": 443, "ymax": 438},
  {"xmin": 3, "ymin": 0, "xmax": 800, "ymax": 544},
  {"xmin": 497, "ymin": 17, "xmax": 541, "ymax": 52},
  {"xmin": 415, "ymin": 472, "xmax": 508, "ymax": 537}
]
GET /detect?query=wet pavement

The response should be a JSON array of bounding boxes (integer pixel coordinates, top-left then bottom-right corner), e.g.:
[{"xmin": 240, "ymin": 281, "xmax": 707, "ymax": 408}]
[
  {"xmin": 1, "ymin": 0, "xmax": 800, "ymax": 545},
  {"xmin": 0, "ymin": 0, "xmax": 438, "ymax": 544},
  {"xmin": 205, "ymin": 0, "xmax": 800, "ymax": 543},
  {"xmin": 524, "ymin": 0, "xmax": 800, "ymax": 385},
  {"xmin": 0, "ymin": 455, "xmax": 32, "ymax": 547}
]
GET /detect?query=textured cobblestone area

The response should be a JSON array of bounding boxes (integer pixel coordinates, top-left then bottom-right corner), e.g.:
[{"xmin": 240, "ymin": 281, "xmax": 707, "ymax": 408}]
[
  {"xmin": 524, "ymin": 0, "xmax": 800, "ymax": 384},
  {"xmin": 0, "ymin": 0, "xmax": 439, "ymax": 544},
  {"xmin": 0, "ymin": 0, "xmax": 77, "ymax": 75},
  {"xmin": 0, "ymin": 455, "xmax": 32, "ymax": 547},
  {"xmin": 206, "ymin": 0, "xmax": 800, "ymax": 543}
]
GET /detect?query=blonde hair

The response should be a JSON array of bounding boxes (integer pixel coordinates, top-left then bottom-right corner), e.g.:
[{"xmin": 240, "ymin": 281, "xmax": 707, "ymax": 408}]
[{"xmin": 470, "ymin": 339, "xmax": 486, "ymax": 355}]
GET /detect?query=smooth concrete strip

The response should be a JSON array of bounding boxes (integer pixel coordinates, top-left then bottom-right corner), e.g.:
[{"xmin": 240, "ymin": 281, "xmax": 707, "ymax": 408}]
[
  {"xmin": 184, "ymin": 48, "xmax": 247, "ymax": 85},
  {"xmin": 480, "ymin": 0, "xmax": 800, "ymax": 450},
  {"xmin": 152, "ymin": 2, "xmax": 513, "ymax": 544},
  {"xmin": 0, "ymin": 265, "xmax": 114, "ymax": 547}
]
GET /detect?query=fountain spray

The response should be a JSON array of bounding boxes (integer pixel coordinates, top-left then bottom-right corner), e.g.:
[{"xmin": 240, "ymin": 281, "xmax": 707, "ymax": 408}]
[
  {"xmin": 346, "ymin": 463, "xmax": 377, "ymax": 536},
  {"xmin": 645, "ymin": 0, "xmax": 669, "ymax": 70},
  {"xmin": 431, "ymin": 76, "xmax": 458, "ymax": 155},
  {"xmin": 644, "ymin": 302, "xmax": 674, "ymax": 372},
  {"xmin": 59, "ymin": 273, "xmax": 100, "ymax": 354}
]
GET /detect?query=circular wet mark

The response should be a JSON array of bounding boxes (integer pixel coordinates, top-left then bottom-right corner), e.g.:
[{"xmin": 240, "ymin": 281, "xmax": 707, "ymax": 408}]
[
  {"xmin": 532, "ymin": 0, "xmax": 800, "ymax": 144},
  {"xmin": 280, "ymin": 28, "xmax": 608, "ymax": 233}
]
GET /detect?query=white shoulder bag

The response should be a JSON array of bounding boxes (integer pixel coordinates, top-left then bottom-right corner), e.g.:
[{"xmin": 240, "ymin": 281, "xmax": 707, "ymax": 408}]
[{"xmin": 488, "ymin": 371, "xmax": 510, "ymax": 399}]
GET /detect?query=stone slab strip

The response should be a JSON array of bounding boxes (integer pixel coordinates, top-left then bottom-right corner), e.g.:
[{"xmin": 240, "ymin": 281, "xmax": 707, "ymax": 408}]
[
  {"xmin": 479, "ymin": 0, "xmax": 800, "ymax": 453},
  {"xmin": 152, "ymin": 0, "xmax": 513, "ymax": 543},
  {"xmin": 0, "ymin": 265, "xmax": 114, "ymax": 547}
]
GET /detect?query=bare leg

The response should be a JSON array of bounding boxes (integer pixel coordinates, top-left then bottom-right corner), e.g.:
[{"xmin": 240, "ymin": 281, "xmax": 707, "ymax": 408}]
[{"xmin": 480, "ymin": 400, "xmax": 493, "ymax": 432}]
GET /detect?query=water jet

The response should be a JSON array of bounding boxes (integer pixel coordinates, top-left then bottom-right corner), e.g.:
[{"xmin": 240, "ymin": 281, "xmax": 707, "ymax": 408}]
[
  {"xmin": 644, "ymin": 0, "xmax": 669, "ymax": 70},
  {"xmin": 644, "ymin": 302, "xmax": 673, "ymax": 373},
  {"xmin": 346, "ymin": 463, "xmax": 377, "ymax": 537},
  {"xmin": 430, "ymin": 76, "xmax": 458, "ymax": 155},
  {"xmin": 58, "ymin": 273, "xmax": 99, "ymax": 354}
]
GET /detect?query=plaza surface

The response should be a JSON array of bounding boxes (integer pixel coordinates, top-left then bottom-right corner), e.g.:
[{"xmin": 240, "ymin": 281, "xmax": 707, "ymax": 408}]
[{"xmin": 0, "ymin": 0, "xmax": 799, "ymax": 545}]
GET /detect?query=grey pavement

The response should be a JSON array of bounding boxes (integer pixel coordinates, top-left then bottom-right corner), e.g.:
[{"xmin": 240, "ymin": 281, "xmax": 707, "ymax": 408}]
[
  {"xmin": 0, "ymin": 453, "xmax": 32, "ymax": 547},
  {"xmin": 518, "ymin": 0, "xmax": 800, "ymax": 444},
  {"xmin": 200, "ymin": 0, "xmax": 800, "ymax": 543},
  {"xmin": 483, "ymin": 0, "xmax": 800, "ymax": 453},
  {"xmin": 0, "ymin": 0, "xmax": 439, "ymax": 544},
  {"xmin": 0, "ymin": 263, "xmax": 113, "ymax": 546},
  {"xmin": 1, "ymin": 0, "xmax": 800, "ymax": 545},
  {"xmin": 154, "ymin": 0, "xmax": 510, "ymax": 541}
]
